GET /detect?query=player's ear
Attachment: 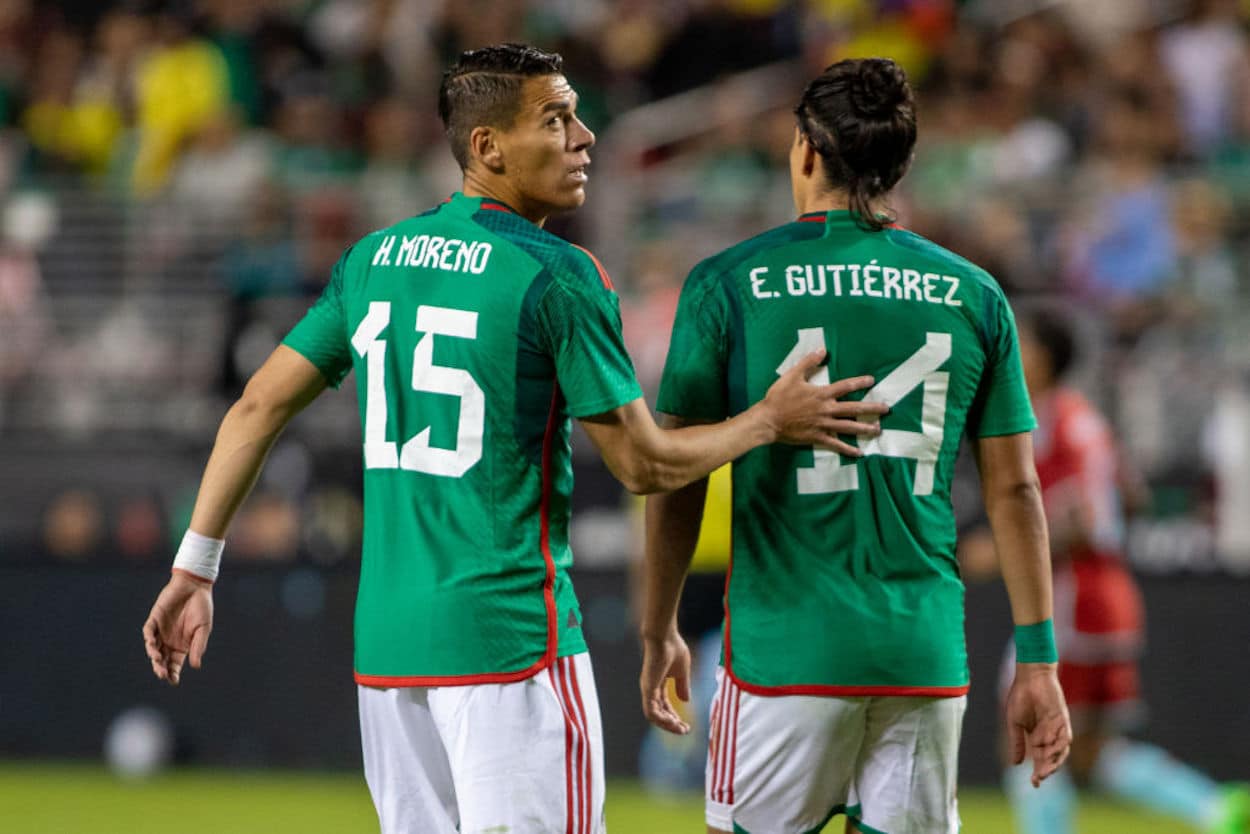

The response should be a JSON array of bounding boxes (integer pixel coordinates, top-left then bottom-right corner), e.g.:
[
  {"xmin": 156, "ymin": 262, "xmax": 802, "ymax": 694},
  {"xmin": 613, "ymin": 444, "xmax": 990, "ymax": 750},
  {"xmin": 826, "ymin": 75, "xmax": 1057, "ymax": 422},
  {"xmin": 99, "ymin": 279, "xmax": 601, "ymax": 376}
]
[
  {"xmin": 469, "ymin": 126, "xmax": 506, "ymax": 173},
  {"xmin": 800, "ymin": 134, "xmax": 819, "ymax": 179}
]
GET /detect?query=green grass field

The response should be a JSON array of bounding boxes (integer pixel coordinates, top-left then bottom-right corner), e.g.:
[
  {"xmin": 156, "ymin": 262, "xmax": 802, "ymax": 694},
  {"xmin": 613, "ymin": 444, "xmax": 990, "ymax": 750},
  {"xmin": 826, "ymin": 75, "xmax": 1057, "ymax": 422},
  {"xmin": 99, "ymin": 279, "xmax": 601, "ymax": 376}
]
[{"xmin": 0, "ymin": 762, "xmax": 1195, "ymax": 833}]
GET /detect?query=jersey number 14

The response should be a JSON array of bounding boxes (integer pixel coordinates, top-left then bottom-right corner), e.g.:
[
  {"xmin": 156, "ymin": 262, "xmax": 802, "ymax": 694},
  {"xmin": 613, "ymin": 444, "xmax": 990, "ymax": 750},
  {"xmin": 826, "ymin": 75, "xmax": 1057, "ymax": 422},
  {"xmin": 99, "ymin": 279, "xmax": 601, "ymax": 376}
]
[
  {"xmin": 351, "ymin": 301, "xmax": 484, "ymax": 477},
  {"xmin": 777, "ymin": 329, "xmax": 951, "ymax": 496}
]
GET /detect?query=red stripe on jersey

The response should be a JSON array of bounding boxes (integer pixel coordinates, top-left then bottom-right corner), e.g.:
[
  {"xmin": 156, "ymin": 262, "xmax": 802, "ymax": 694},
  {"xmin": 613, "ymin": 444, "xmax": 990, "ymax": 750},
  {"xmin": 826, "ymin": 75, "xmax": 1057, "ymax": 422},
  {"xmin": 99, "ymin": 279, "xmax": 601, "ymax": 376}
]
[
  {"xmin": 797, "ymin": 215, "xmax": 826, "ymax": 223},
  {"xmin": 724, "ymin": 665, "xmax": 970, "ymax": 698},
  {"xmin": 480, "ymin": 200, "xmax": 514, "ymax": 213},
  {"xmin": 571, "ymin": 244, "xmax": 615, "ymax": 290},
  {"xmin": 538, "ymin": 386, "xmax": 561, "ymax": 669},
  {"xmin": 567, "ymin": 657, "xmax": 593, "ymax": 834}
]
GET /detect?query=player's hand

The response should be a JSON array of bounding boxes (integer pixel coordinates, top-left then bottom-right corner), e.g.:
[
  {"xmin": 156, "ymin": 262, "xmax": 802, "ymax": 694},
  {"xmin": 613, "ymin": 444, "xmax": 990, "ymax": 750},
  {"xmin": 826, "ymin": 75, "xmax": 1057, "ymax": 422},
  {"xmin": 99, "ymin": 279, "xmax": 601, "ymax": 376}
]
[
  {"xmin": 762, "ymin": 352, "xmax": 887, "ymax": 456},
  {"xmin": 142, "ymin": 571, "xmax": 214, "ymax": 686},
  {"xmin": 640, "ymin": 628, "xmax": 692, "ymax": 735},
  {"xmin": 1005, "ymin": 662, "xmax": 1072, "ymax": 787}
]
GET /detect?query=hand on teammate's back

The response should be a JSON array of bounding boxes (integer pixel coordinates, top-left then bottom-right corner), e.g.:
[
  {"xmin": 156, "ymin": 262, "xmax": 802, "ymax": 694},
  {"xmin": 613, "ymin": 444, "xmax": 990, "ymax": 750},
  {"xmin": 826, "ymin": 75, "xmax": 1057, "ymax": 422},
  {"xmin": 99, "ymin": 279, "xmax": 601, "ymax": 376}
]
[
  {"xmin": 1005, "ymin": 663, "xmax": 1073, "ymax": 787},
  {"xmin": 639, "ymin": 628, "xmax": 693, "ymax": 735},
  {"xmin": 142, "ymin": 572, "xmax": 214, "ymax": 686},
  {"xmin": 762, "ymin": 351, "xmax": 886, "ymax": 456}
]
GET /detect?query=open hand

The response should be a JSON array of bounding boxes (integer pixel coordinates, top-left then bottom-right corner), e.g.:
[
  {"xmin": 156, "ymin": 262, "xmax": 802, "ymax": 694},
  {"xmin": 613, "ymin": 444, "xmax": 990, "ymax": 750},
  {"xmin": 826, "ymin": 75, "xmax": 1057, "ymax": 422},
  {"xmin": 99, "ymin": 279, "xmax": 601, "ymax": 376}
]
[
  {"xmin": 640, "ymin": 629, "xmax": 692, "ymax": 735},
  {"xmin": 1005, "ymin": 663, "xmax": 1072, "ymax": 786},
  {"xmin": 763, "ymin": 351, "xmax": 887, "ymax": 455},
  {"xmin": 142, "ymin": 572, "xmax": 214, "ymax": 686}
]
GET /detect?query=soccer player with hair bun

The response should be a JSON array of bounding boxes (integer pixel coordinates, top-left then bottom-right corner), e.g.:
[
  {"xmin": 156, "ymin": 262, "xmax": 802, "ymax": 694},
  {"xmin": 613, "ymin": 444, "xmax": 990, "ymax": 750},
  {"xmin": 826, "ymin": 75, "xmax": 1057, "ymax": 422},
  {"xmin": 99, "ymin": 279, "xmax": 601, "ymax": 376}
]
[
  {"xmin": 141, "ymin": 43, "xmax": 888, "ymax": 834},
  {"xmin": 640, "ymin": 57, "xmax": 1071, "ymax": 834}
]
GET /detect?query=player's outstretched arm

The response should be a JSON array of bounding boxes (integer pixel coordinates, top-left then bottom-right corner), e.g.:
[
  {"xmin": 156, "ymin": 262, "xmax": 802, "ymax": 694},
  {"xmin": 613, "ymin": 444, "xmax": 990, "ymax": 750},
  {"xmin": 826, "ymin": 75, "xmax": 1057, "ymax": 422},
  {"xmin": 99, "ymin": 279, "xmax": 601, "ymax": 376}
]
[
  {"xmin": 580, "ymin": 351, "xmax": 885, "ymax": 495},
  {"xmin": 975, "ymin": 432, "xmax": 1072, "ymax": 786},
  {"xmin": 142, "ymin": 346, "xmax": 328, "ymax": 685}
]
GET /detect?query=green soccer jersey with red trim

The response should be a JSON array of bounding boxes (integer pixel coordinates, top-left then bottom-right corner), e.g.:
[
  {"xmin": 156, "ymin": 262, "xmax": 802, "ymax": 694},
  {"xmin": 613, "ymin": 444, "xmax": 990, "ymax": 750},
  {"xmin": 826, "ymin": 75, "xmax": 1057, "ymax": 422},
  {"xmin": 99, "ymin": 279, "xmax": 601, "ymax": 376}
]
[
  {"xmin": 657, "ymin": 210, "xmax": 1036, "ymax": 695},
  {"xmin": 282, "ymin": 192, "xmax": 641, "ymax": 685}
]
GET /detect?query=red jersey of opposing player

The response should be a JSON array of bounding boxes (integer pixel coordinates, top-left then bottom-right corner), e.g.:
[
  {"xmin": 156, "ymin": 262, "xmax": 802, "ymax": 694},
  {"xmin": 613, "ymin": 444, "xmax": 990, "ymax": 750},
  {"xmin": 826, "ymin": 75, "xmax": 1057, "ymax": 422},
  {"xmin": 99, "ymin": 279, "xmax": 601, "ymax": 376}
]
[{"xmin": 1035, "ymin": 387, "xmax": 1145, "ymax": 719}]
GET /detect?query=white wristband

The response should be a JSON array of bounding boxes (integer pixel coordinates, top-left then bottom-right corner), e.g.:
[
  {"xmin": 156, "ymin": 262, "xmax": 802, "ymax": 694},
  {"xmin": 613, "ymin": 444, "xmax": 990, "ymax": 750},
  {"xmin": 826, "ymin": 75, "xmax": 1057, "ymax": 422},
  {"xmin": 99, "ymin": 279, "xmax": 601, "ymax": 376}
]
[{"xmin": 172, "ymin": 530, "xmax": 224, "ymax": 584}]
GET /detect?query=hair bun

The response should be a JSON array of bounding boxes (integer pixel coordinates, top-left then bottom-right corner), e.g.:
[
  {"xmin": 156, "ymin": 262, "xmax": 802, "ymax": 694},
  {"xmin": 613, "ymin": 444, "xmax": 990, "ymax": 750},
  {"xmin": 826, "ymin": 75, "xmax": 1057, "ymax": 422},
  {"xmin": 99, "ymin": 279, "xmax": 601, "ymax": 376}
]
[{"xmin": 848, "ymin": 59, "xmax": 908, "ymax": 119}]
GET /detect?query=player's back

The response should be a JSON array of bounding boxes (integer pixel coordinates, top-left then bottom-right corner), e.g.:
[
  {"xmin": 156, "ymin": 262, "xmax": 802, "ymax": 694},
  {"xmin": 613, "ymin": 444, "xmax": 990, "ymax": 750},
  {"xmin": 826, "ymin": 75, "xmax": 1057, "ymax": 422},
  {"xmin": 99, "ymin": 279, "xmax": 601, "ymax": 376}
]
[
  {"xmin": 283, "ymin": 192, "xmax": 640, "ymax": 685},
  {"xmin": 658, "ymin": 210, "xmax": 1035, "ymax": 694}
]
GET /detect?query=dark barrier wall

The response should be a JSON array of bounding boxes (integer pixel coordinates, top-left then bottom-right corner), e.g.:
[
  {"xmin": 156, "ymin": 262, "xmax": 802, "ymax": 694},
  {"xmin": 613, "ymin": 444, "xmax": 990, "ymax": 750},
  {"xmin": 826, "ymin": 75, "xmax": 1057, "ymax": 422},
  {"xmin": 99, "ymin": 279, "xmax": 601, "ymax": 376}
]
[{"xmin": 2, "ymin": 566, "xmax": 1247, "ymax": 783}]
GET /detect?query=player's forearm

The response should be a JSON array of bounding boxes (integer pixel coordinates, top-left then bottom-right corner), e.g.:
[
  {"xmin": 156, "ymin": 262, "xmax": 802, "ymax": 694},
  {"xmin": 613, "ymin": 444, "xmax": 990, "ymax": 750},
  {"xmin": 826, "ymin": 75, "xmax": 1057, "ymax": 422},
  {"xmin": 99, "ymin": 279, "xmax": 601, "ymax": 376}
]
[
  {"xmin": 986, "ymin": 477, "xmax": 1053, "ymax": 626},
  {"xmin": 639, "ymin": 479, "xmax": 709, "ymax": 641},
  {"xmin": 187, "ymin": 396, "xmax": 292, "ymax": 538},
  {"xmin": 628, "ymin": 405, "xmax": 774, "ymax": 494}
]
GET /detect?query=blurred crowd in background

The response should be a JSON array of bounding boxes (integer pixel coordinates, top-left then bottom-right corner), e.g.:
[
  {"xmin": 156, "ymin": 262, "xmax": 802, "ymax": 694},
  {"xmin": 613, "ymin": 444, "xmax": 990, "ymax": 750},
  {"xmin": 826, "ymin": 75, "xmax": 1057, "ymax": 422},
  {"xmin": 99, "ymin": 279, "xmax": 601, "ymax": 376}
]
[{"xmin": 3, "ymin": 0, "xmax": 1250, "ymax": 580}]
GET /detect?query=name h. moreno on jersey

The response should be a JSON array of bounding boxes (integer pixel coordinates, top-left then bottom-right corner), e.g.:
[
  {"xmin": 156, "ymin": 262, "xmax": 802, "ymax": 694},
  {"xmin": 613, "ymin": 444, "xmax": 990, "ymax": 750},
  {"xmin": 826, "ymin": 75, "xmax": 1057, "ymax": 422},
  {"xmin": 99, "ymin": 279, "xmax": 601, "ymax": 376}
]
[
  {"xmin": 371, "ymin": 234, "xmax": 494, "ymax": 274},
  {"xmin": 749, "ymin": 259, "xmax": 962, "ymax": 307}
]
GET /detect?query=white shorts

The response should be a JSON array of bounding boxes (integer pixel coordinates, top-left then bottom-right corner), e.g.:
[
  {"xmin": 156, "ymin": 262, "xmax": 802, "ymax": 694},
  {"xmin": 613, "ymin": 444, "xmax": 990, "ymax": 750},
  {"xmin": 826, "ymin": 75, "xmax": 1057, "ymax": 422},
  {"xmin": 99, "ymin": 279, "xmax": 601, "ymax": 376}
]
[
  {"xmin": 706, "ymin": 668, "xmax": 965, "ymax": 834},
  {"xmin": 358, "ymin": 653, "xmax": 604, "ymax": 834}
]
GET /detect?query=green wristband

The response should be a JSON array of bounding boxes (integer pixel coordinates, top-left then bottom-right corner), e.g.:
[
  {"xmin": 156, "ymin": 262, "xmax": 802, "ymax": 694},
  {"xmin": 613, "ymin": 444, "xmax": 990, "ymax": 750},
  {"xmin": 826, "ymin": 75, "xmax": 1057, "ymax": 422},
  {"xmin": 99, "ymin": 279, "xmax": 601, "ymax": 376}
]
[{"xmin": 1014, "ymin": 619, "xmax": 1058, "ymax": 664}]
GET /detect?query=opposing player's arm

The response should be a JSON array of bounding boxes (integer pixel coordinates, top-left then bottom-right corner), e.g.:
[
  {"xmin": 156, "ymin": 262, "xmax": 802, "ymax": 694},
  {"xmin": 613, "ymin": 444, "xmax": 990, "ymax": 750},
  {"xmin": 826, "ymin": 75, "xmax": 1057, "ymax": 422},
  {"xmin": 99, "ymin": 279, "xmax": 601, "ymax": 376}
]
[
  {"xmin": 636, "ymin": 414, "xmax": 712, "ymax": 734},
  {"xmin": 142, "ymin": 346, "xmax": 327, "ymax": 686},
  {"xmin": 579, "ymin": 359, "xmax": 885, "ymax": 495},
  {"xmin": 975, "ymin": 431, "xmax": 1071, "ymax": 786}
]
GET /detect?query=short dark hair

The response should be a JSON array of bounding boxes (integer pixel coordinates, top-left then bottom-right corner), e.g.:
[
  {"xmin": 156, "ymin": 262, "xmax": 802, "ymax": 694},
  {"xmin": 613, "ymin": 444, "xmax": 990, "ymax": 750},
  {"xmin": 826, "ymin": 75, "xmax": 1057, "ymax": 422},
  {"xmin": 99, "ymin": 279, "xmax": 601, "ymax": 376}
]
[
  {"xmin": 794, "ymin": 58, "xmax": 917, "ymax": 231},
  {"xmin": 437, "ymin": 43, "xmax": 564, "ymax": 170},
  {"xmin": 1023, "ymin": 307, "xmax": 1077, "ymax": 380}
]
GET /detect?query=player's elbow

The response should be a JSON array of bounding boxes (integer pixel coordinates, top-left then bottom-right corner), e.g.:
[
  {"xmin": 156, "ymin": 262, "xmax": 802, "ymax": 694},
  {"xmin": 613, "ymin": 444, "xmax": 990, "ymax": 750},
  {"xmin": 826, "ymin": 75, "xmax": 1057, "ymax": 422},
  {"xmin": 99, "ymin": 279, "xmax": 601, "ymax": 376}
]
[{"xmin": 986, "ymin": 473, "xmax": 1043, "ymax": 509}]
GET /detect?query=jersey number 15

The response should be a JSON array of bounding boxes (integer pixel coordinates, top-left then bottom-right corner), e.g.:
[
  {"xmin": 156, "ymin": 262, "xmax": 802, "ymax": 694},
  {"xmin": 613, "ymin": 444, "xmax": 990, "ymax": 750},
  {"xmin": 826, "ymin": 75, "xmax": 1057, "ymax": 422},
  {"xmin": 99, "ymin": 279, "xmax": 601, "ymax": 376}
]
[
  {"xmin": 351, "ymin": 301, "xmax": 484, "ymax": 477},
  {"xmin": 777, "ymin": 329, "xmax": 951, "ymax": 496}
]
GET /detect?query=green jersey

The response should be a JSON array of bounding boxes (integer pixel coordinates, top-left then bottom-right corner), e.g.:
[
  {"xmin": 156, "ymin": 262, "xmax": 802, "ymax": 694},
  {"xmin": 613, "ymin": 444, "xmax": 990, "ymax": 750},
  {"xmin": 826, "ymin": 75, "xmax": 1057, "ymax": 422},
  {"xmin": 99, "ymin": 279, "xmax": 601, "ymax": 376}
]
[
  {"xmin": 657, "ymin": 211, "xmax": 1035, "ymax": 696},
  {"xmin": 283, "ymin": 192, "xmax": 641, "ymax": 685}
]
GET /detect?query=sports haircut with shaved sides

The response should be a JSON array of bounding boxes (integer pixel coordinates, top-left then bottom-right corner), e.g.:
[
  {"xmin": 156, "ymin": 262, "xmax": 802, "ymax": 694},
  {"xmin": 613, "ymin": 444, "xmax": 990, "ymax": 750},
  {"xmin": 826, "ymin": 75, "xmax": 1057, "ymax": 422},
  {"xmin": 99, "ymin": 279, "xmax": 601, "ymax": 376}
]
[{"xmin": 438, "ymin": 43, "xmax": 565, "ymax": 170}]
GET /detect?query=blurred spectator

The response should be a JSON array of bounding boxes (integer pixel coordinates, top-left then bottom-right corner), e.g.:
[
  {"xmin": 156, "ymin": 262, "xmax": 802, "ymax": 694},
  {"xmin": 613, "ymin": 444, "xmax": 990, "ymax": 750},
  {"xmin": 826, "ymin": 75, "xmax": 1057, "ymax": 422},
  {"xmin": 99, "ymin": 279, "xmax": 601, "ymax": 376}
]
[
  {"xmin": 357, "ymin": 97, "xmax": 436, "ymax": 230},
  {"xmin": 169, "ymin": 108, "xmax": 273, "ymax": 242},
  {"xmin": 132, "ymin": 6, "xmax": 230, "ymax": 195},
  {"xmin": 0, "ymin": 193, "xmax": 54, "ymax": 428},
  {"xmin": 229, "ymin": 490, "xmax": 300, "ymax": 561},
  {"xmin": 114, "ymin": 493, "xmax": 164, "ymax": 561},
  {"xmin": 1160, "ymin": 0, "xmax": 1250, "ymax": 157},
  {"xmin": 42, "ymin": 488, "xmax": 104, "ymax": 561},
  {"xmin": 271, "ymin": 77, "xmax": 361, "ymax": 193}
]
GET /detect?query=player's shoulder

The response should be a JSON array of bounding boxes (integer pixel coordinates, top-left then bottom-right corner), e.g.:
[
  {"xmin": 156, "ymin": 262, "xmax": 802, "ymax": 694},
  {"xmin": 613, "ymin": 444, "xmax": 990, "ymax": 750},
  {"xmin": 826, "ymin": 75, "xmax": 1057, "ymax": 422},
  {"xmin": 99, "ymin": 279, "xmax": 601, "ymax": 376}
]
[
  {"xmin": 886, "ymin": 228, "xmax": 1002, "ymax": 295},
  {"xmin": 694, "ymin": 220, "xmax": 821, "ymax": 280},
  {"xmin": 462, "ymin": 206, "xmax": 612, "ymax": 292}
]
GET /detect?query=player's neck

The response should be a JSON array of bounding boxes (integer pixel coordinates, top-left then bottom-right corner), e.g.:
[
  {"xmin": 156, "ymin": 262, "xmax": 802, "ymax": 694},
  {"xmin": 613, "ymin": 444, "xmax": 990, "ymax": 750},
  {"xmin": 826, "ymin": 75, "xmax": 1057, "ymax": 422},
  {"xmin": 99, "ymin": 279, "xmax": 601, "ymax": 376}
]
[
  {"xmin": 794, "ymin": 190, "xmax": 851, "ymax": 216},
  {"xmin": 461, "ymin": 174, "xmax": 550, "ymax": 227}
]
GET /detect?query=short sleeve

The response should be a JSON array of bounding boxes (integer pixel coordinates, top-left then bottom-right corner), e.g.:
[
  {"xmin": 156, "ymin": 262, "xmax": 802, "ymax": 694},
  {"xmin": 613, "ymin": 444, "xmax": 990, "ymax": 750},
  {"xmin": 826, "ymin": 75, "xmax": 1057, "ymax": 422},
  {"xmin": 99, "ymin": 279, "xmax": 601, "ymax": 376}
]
[
  {"xmin": 282, "ymin": 250, "xmax": 354, "ymax": 388},
  {"xmin": 655, "ymin": 265, "xmax": 730, "ymax": 421},
  {"xmin": 967, "ymin": 288, "xmax": 1037, "ymax": 438},
  {"xmin": 537, "ymin": 267, "xmax": 642, "ymax": 418}
]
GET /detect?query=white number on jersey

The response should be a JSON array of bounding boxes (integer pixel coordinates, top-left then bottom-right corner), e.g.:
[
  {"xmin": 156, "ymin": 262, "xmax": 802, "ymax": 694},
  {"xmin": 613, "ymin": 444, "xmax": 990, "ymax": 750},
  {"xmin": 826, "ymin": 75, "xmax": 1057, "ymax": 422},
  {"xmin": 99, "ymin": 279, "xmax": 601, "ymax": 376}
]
[
  {"xmin": 351, "ymin": 302, "xmax": 485, "ymax": 477},
  {"xmin": 776, "ymin": 329, "xmax": 951, "ymax": 496}
]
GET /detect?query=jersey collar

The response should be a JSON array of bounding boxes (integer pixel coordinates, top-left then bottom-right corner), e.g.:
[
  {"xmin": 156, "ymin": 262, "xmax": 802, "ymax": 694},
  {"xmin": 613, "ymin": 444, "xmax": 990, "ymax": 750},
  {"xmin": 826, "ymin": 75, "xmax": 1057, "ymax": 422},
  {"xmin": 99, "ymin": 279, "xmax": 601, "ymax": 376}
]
[
  {"xmin": 448, "ymin": 192, "xmax": 522, "ymax": 216},
  {"xmin": 797, "ymin": 209, "xmax": 902, "ymax": 230}
]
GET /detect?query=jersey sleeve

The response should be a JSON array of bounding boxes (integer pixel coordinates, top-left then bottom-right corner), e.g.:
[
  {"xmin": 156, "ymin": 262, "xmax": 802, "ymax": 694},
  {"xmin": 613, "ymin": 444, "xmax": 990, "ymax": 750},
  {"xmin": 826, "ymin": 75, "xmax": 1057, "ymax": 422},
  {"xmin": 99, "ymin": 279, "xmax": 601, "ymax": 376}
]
[
  {"xmin": 536, "ymin": 258, "xmax": 642, "ymax": 418},
  {"xmin": 966, "ymin": 287, "xmax": 1037, "ymax": 438},
  {"xmin": 282, "ymin": 248, "xmax": 354, "ymax": 389},
  {"xmin": 655, "ymin": 264, "xmax": 731, "ymax": 421}
]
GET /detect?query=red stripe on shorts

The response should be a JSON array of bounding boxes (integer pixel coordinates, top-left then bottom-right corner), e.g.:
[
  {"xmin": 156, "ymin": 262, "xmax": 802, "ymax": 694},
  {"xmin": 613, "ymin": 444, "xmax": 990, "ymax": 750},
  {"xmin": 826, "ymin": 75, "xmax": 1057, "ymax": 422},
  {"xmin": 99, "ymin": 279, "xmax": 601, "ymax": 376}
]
[
  {"xmin": 549, "ymin": 663, "xmax": 575, "ymax": 834},
  {"xmin": 708, "ymin": 679, "xmax": 724, "ymax": 802},
  {"xmin": 558, "ymin": 658, "xmax": 588, "ymax": 834},
  {"xmin": 727, "ymin": 686, "xmax": 741, "ymax": 804},
  {"xmin": 567, "ymin": 657, "xmax": 593, "ymax": 834}
]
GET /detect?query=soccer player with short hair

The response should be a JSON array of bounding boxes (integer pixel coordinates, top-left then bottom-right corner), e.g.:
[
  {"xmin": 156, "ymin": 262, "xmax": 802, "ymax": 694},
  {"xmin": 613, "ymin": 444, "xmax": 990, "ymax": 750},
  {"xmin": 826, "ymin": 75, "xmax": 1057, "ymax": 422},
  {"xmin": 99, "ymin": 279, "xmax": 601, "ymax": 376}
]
[
  {"xmin": 639, "ymin": 57, "xmax": 1072, "ymax": 834},
  {"xmin": 141, "ymin": 43, "xmax": 888, "ymax": 834},
  {"xmin": 1001, "ymin": 308, "xmax": 1250, "ymax": 834}
]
